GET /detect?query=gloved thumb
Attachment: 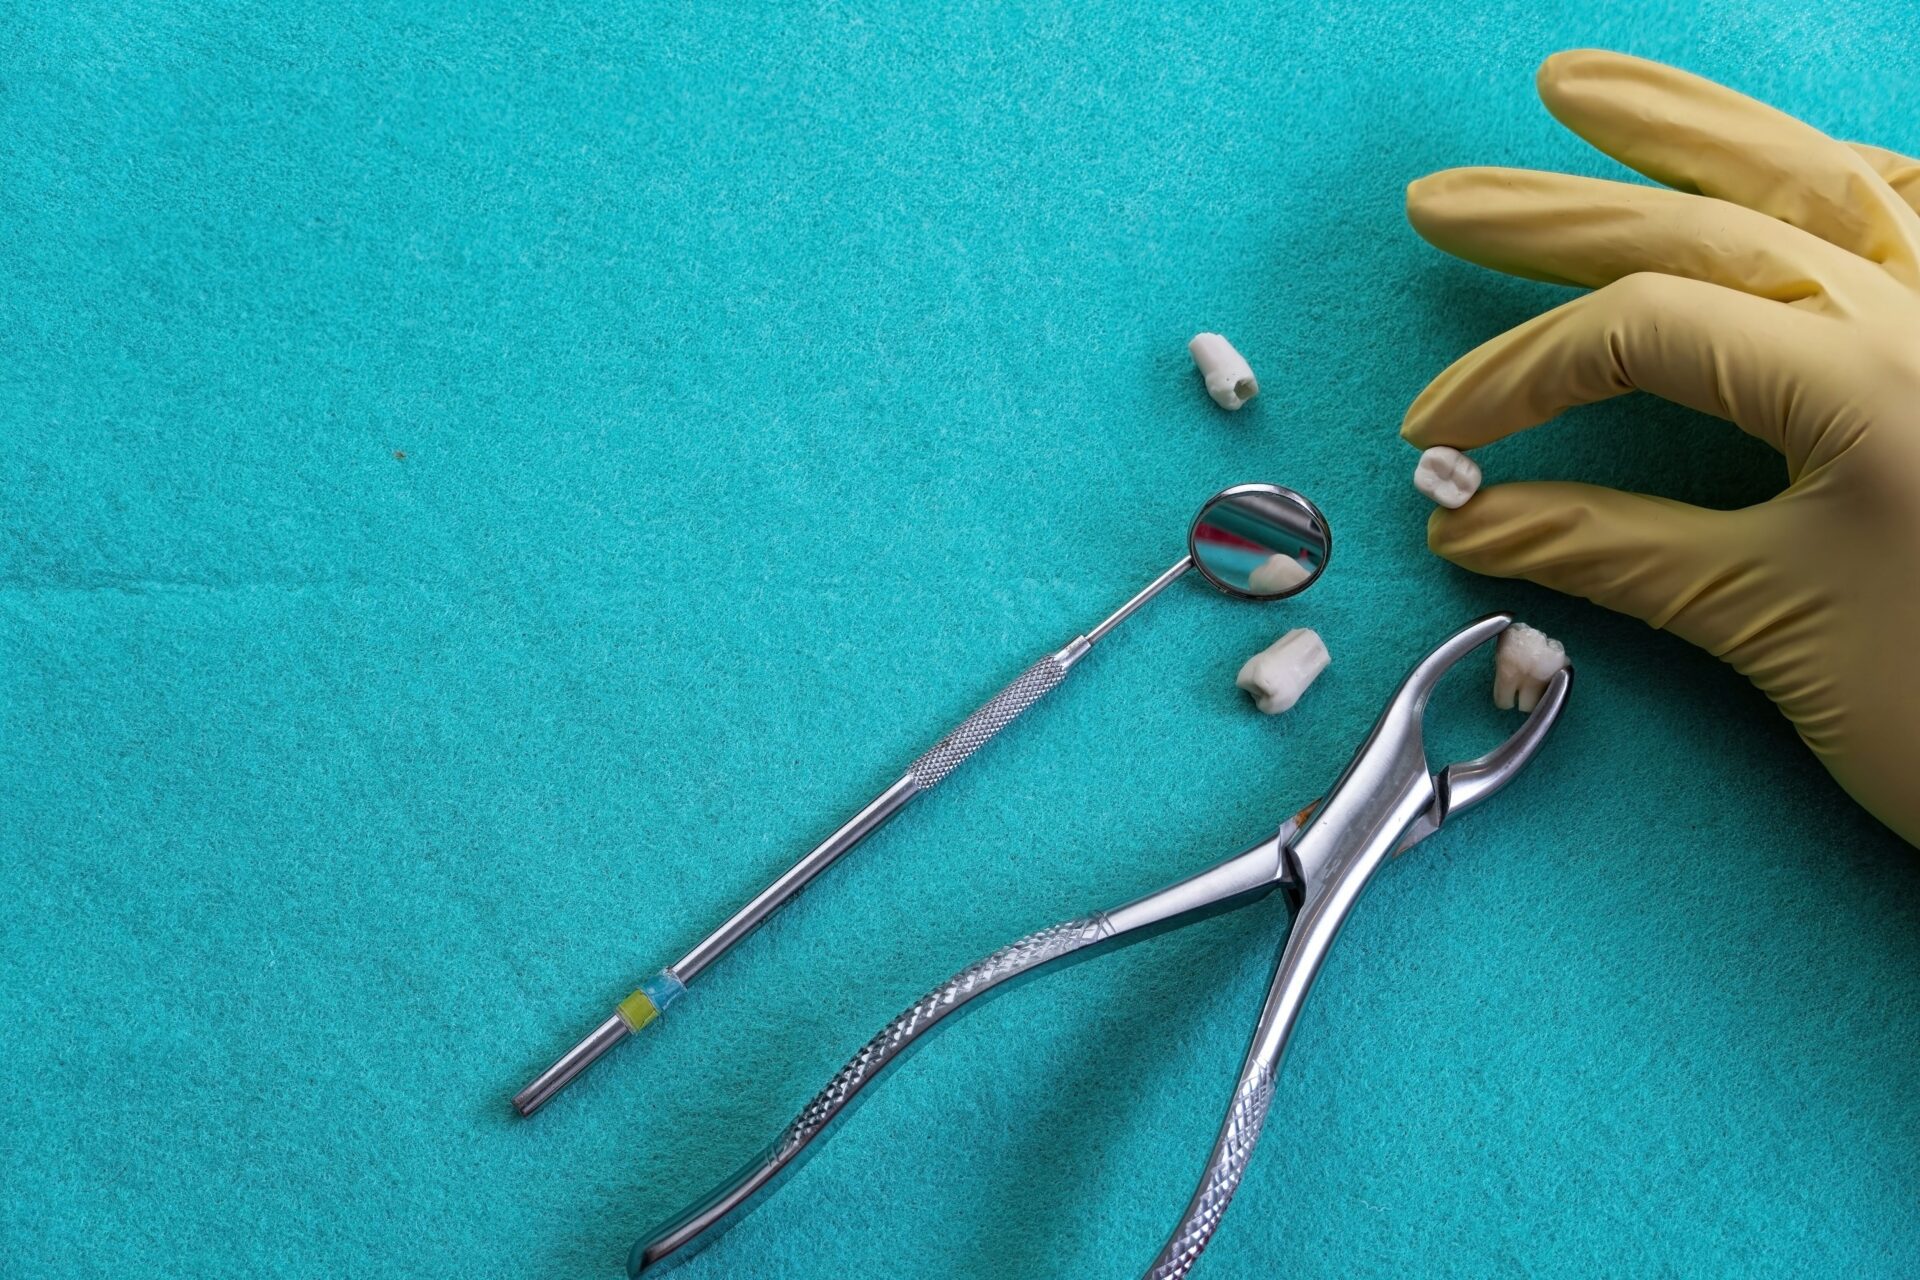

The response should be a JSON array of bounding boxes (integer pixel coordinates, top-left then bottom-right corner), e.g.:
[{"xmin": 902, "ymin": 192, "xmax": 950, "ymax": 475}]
[{"xmin": 1426, "ymin": 481, "xmax": 1775, "ymax": 656}]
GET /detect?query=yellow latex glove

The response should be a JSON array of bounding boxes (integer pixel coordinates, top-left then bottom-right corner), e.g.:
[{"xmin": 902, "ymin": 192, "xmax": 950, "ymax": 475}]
[{"xmin": 1402, "ymin": 50, "xmax": 1920, "ymax": 846}]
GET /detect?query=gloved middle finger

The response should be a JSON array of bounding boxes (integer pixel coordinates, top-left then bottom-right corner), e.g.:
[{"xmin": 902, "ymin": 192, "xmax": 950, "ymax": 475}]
[
  {"xmin": 1406, "ymin": 167, "xmax": 1888, "ymax": 311},
  {"xmin": 1537, "ymin": 50, "xmax": 1920, "ymax": 285}
]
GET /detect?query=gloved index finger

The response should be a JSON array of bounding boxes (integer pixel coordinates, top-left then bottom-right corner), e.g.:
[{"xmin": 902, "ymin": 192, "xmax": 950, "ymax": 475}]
[
  {"xmin": 1537, "ymin": 50, "xmax": 1920, "ymax": 286},
  {"xmin": 1402, "ymin": 272, "xmax": 1853, "ymax": 479}
]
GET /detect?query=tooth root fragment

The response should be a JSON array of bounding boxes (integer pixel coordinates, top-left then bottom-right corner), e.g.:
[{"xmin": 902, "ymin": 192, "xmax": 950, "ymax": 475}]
[
  {"xmin": 1188, "ymin": 333, "xmax": 1259, "ymax": 411},
  {"xmin": 1494, "ymin": 623, "xmax": 1568, "ymax": 713},
  {"xmin": 1413, "ymin": 446, "xmax": 1482, "ymax": 509},
  {"xmin": 1248, "ymin": 554, "xmax": 1310, "ymax": 596},
  {"xmin": 1236, "ymin": 628, "xmax": 1330, "ymax": 715}
]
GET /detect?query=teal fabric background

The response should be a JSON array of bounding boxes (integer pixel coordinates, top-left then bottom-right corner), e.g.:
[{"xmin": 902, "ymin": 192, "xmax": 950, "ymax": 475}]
[{"xmin": 5, "ymin": 3, "xmax": 1919, "ymax": 1277}]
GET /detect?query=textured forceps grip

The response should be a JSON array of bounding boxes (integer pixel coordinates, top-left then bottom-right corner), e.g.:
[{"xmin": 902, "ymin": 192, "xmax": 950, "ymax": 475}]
[
  {"xmin": 1143, "ymin": 1063, "xmax": 1278, "ymax": 1280},
  {"xmin": 906, "ymin": 646, "xmax": 1080, "ymax": 790},
  {"xmin": 776, "ymin": 914, "xmax": 1111, "ymax": 1158},
  {"xmin": 631, "ymin": 915, "xmax": 1113, "ymax": 1273}
]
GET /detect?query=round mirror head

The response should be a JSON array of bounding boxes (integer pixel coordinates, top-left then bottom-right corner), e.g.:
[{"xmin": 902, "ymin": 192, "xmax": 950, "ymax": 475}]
[{"xmin": 1188, "ymin": 483, "xmax": 1331, "ymax": 600}]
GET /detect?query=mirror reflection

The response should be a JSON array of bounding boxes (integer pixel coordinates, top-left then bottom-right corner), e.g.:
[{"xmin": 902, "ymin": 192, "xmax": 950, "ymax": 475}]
[{"xmin": 1188, "ymin": 485, "xmax": 1330, "ymax": 599}]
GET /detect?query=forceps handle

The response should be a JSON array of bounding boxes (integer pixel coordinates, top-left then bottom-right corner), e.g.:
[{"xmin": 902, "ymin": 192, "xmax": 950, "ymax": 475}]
[
  {"xmin": 630, "ymin": 914, "xmax": 1116, "ymax": 1274},
  {"xmin": 630, "ymin": 826, "xmax": 1302, "ymax": 1273}
]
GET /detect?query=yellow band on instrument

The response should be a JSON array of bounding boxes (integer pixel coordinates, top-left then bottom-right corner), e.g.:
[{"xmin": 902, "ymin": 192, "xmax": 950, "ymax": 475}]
[{"xmin": 616, "ymin": 989, "xmax": 661, "ymax": 1032}]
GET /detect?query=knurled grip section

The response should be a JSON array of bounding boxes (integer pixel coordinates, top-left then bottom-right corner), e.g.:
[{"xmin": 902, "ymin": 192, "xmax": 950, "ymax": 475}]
[
  {"xmin": 771, "ymin": 915, "xmax": 1111, "ymax": 1163},
  {"xmin": 906, "ymin": 653, "xmax": 1071, "ymax": 790},
  {"xmin": 1144, "ymin": 1061, "xmax": 1278, "ymax": 1280}
]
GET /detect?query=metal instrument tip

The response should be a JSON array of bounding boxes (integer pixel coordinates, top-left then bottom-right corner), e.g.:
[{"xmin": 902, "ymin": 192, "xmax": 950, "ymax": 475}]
[{"xmin": 512, "ymin": 1014, "xmax": 630, "ymax": 1117}]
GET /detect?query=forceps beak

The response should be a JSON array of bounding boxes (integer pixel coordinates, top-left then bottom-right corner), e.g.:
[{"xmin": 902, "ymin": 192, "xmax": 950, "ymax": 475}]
[{"xmin": 1396, "ymin": 623, "xmax": 1573, "ymax": 854}]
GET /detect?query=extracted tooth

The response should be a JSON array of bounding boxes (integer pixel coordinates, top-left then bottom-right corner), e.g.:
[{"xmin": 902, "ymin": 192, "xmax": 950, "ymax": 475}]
[
  {"xmin": 1236, "ymin": 628, "xmax": 1330, "ymax": 715},
  {"xmin": 1248, "ymin": 553, "xmax": 1310, "ymax": 596},
  {"xmin": 1493, "ymin": 623, "xmax": 1568, "ymax": 713},
  {"xmin": 1413, "ymin": 446, "xmax": 1482, "ymax": 509},
  {"xmin": 1188, "ymin": 333, "xmax": 1259, "ymax": 410}
]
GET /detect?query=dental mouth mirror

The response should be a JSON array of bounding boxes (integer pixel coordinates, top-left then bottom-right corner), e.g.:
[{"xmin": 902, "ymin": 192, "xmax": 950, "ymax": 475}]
[{"xmin": 513, "ymin": 482, "xmax": 1331, "ymax": 1117}]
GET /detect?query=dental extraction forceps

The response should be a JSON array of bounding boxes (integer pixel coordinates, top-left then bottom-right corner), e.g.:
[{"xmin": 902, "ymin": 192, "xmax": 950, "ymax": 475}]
[{"xmin": 632, "ymin": 614, "xmax": 1572, "ymax": 1277}]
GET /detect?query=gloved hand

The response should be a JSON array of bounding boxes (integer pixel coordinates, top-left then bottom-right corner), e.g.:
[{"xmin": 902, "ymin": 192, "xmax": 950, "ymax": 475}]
[{"xmin": 1402, "ymin": 50, "xmax": 1920, "ymax": 846}]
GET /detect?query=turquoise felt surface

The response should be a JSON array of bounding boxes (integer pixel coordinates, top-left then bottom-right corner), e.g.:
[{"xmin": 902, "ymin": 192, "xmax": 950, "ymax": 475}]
[{"xmin": 5, "ymin": 3, "xmax": 1920, "ymax": 1277}]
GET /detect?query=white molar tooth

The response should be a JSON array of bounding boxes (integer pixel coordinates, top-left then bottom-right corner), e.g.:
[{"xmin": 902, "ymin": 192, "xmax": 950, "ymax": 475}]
[
  {"xmin": 1247, "ymin": 554, "xmax": 1310, "ymax": 595},
  {"xmin": 1235, "ymin": 628, "xmax": 1330, "ymax": 715},
  {"xmin": 1188, "ymin": 333, "xmax": 1259, "ymax": 410},
  {"xmin": 1494, "ymin": 623, "xmax": 1568, "ymax": 713},
  {"xmin": 1413, "ymin": 446, "xmax": 1482, "ymax": 509}
]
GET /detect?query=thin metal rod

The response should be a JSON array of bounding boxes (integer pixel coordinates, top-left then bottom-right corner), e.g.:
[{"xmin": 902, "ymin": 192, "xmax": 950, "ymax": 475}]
[
  {"xmin": 514, "ymin": 1015, "xmax": 629, "ymax": 1116},
  {"xmin": 672, "ymin": 774, "xmax": 922, "ymax": 982},
  {"xmin": 1086, "ymin": 555, "xmax": 1192, "ymax": 646}
]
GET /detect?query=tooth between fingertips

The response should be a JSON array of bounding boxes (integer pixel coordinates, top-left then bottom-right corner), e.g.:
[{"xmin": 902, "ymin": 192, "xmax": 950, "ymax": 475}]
[{"xmin": 1413, "ymin": 446, "xmax": 1482, "ymax": 509}]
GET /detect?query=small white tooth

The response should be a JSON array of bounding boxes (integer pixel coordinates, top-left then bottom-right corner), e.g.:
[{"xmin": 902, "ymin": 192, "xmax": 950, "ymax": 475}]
[
  {"xmin": 1494, "ymin": 623, "xmax": 1568, "ymax": 713},
  {"xmin": 1248, "ymin": 554, "xmax": 1310, "ymax": 595},
  {"xmin": 1236, "ymin": 628, "xmax": 1330, "ymax": 715},
  {"xmin": 1188, "ymin": 333, "xmax": 1260, "ymax": 411},
  {"xmin": 1412, "ymin": 446, "xmax": 1482, "ymax": 509}
]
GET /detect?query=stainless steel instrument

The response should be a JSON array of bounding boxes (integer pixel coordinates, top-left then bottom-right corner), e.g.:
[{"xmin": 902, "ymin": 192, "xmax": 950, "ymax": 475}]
[
  {"xmin": 513, "ymin": 483, "xmax": 1334, "ymax": 1117},
  {"xmin": 630, "ymin": 614, "xmax": 1571, "ymax": 1277}
]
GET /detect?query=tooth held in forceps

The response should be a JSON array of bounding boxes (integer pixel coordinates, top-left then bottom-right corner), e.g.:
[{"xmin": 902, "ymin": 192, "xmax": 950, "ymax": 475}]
[
  {"xmin": 1188, "ymin": 333, "xmax": 1260, "ymax": 410},
  {"xmin": 1236, "ymin": 628, "xmax": 1330, "ymax": 715},
  {"xmin": 1494, "ymin": 623, "xmax": 1568, "ymax": 713},
  {"xmin": 1248, "ymin": 554, "xmax": 1310, "ymax": 595},
  {"xmin": 1413, "ymin": 446, "xmax": 1482, "ymax": 509}
]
